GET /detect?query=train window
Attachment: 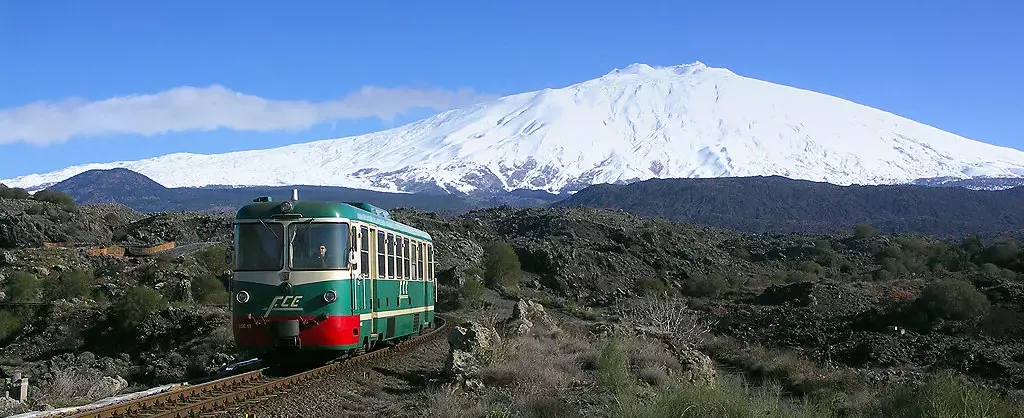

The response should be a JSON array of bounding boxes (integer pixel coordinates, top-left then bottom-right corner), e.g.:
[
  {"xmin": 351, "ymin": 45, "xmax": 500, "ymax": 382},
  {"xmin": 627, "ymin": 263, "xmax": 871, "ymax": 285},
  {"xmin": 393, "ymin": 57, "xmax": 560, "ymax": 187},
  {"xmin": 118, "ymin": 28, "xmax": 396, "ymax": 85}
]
[
  {"xmin": 377, "ymin": 231, "xmax": 386, "ymax": 279},
  {"xmin": 359, "ymin": 226, "xmax": 370, "ymax": 275},
  {"xmin": 387, "ymin": 233, "xmax": 396, "ymax": 279},
  {"xmin": 403, "ymin": 237, "xmax": 411, "ymax": 280},
  {"xmin": 428, "ymin": 244, "xmax": 434, "ymax": 280},
  {"xmin": 234, "ymin": 222, "xmax": 284, "ymax": 271},
  {"xmin": 288, "ymin": 222, "xmax": 349, "ymax": 270},
  {"xmin": 417, "ymin": 243, "xmax": 424, "ymax": 279},
  {"xmin": 411, "ymin": 241, "xmax": 418, "ymax": 280},
  {"xmin": 395, "ymin": 235, "xmax": 403, "ymax": 279}
]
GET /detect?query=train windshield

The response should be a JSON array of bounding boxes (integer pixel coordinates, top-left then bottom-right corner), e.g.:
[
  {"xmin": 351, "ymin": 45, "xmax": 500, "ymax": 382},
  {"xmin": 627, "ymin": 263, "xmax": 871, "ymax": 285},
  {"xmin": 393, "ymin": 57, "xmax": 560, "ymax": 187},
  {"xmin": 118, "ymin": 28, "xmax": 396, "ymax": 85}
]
[
  {"xmin": 288, "ymin": 221, "xmax": 349, "ymax": 270},
  {"xmin": 234, "ymin": 222, "xmax": 285, "ymax": 271}
]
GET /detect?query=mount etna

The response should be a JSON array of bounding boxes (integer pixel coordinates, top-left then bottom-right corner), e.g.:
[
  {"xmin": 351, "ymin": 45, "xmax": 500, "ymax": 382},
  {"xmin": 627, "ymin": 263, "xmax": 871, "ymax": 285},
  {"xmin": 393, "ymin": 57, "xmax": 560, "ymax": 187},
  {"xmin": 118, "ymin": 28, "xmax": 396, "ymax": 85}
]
[{"xmin": 5, "ymin": 62, "xmax": 1024, "ymax": 195}]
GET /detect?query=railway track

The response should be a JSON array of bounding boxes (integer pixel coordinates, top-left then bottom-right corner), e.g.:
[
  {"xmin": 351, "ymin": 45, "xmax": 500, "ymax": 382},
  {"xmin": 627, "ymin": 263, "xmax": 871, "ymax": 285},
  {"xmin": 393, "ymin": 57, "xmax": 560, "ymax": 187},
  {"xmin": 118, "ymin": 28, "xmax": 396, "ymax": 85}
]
[{"xmin": 64, "ymin": 315, "xmax": 452, "ymax": 418}]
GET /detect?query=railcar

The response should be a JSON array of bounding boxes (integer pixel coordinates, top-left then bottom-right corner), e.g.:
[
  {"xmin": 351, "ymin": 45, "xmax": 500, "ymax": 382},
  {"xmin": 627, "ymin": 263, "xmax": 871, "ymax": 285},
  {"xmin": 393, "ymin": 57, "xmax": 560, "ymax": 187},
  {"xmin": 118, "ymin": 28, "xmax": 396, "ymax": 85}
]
[{"xmin": 228, "ymin": 191, "xmax": 436, "ymax": 361}]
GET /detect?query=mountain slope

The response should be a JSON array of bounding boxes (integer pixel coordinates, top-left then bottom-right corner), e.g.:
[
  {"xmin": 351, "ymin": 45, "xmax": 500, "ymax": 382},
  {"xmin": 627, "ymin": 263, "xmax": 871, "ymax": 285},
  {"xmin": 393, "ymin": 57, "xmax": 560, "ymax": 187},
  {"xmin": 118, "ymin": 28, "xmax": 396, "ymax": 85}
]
[
  {"xmin": 554, "ymin": 176, "xmax": 1024, "ymax": 238},
  {"xmin": 45, "ymin": 169, "xmax": 481, "ymax": 214},
  {"xmin": 6, "ymin": 62, "xmax": 1024, "ymax": 194}
]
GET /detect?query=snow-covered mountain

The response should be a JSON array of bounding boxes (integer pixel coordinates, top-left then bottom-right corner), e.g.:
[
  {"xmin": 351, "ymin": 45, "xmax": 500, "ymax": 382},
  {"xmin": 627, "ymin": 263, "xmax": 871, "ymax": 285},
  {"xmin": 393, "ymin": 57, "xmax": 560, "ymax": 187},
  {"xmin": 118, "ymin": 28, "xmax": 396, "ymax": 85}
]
[{"xmin": 7, "ymin": 62, "xmax": 1024, "ymax": 195}]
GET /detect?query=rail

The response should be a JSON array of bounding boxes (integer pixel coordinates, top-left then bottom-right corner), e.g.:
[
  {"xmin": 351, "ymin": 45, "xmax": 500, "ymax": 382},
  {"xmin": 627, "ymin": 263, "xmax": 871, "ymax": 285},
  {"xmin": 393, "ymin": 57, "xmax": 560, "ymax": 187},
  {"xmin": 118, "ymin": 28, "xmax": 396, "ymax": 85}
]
[{"xmin": 62, "ymin": 315, "xmax": 452, "ymax": 418}]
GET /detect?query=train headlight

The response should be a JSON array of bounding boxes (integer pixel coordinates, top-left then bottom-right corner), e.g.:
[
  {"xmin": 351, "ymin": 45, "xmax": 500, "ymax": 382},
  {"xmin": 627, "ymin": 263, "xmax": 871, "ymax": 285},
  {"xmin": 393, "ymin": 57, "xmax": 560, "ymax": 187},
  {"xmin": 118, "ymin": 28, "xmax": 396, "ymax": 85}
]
[
  {"xmin": 280, "ymin": 201, "xmax": 293, "ymax": 213},
  {"xmin": 235, "ymin": 291, "xmax": 250, "ymax": 304},
  {"xmin": 323, "ymin": 290, "xmax": 337, "ymax": 303}
]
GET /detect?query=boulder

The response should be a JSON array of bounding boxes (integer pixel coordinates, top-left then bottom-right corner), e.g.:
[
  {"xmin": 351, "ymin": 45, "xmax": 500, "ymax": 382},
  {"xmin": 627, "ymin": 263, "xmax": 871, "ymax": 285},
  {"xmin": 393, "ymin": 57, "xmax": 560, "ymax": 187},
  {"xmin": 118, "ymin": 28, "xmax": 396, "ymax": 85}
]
[
  {"xmin": 445, "ymin": 321, "xmax": 501, "ymax": 390},
  {"xmin": 502, "ymin": 298, "xmax": 559, "ymax": 336},
  {"xmin": 86, "ymin": 375, "xmax": 128, "ymax": 400},
  {"xmin": 670, "ymin": 344, "xmax": 717, "ymax": 387},
  {"xmin": 0, "ymin": 251, "xmax": 15, "ymax": 266}
]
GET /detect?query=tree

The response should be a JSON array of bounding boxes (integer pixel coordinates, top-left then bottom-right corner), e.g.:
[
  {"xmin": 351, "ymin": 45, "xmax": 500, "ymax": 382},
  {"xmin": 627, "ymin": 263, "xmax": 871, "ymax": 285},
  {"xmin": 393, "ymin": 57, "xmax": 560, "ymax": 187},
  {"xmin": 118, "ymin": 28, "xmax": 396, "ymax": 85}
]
[
  {"xmin": 853, "ymin": 223, "xmax": 879, "ymax": 239},
  {"xmin": 918, "ymin": 279, "xmax": 991, "ymax": 322},
  {"xmin": 483, "ymin": 241, "xmax": 521, "ymax": 289},
  {"xmin": 112, "ymin": 286, "xmax": 168, "ymax": 328},
  {"xmin": 32, "ymin": 189, "xmax": 77, "ymax": 212}
]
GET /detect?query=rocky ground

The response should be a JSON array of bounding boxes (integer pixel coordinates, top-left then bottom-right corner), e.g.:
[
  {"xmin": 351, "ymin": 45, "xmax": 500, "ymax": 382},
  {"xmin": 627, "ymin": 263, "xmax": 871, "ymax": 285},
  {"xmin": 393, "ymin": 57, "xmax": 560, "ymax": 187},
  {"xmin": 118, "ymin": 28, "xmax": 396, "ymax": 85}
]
[{"xmin": 0, "ymin": 195, "xmax": 1023, "ymax": 417}]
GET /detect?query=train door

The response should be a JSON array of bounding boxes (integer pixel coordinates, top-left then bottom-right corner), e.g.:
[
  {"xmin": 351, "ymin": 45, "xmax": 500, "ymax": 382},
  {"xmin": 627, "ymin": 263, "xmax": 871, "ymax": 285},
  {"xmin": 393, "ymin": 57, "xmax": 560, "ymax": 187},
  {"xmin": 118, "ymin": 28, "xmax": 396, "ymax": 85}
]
[{"xmin": 355, "ymin": 226, "xmax": 370, "ymax": 313}]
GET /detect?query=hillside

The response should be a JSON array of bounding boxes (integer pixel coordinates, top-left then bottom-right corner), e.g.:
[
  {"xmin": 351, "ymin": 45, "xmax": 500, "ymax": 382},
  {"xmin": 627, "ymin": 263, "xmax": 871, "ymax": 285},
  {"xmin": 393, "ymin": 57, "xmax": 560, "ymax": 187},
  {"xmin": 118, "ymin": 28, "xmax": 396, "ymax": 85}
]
[
  {"xmin": 2, "ymin": 197, "xmax": 1023, "ymax": 416},
  {"xmin": 42, "ymin": 168, "xmax": 561, "ymax": 214},
  {"xmin": 6, "ymin": 62, "xmax": 1024, "ymax": 195},
  {"xmin": 554, "ymin": 176, "xmax": 1024, "ymax": 239}
]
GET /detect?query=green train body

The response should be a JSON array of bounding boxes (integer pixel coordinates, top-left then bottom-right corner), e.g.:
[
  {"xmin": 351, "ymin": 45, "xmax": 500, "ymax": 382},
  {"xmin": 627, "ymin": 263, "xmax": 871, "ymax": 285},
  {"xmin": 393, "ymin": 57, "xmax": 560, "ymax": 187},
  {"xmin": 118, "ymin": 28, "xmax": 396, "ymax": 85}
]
[{"xmin": 229, "ymin": 195, "xmax": 436, "ymax": 355}]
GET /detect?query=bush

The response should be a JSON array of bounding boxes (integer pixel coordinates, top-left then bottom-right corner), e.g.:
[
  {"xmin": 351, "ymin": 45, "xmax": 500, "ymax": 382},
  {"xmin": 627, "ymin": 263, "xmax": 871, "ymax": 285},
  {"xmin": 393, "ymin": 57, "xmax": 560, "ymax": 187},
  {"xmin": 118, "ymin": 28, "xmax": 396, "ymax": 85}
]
[
  {"xmin": 32, "ymin": 189, "xmax": 77, "ymax": 212},
  {"xmin": 683, "ymin": 273, "xmax": 728, "ymax": 297},
  {"xmin": 5, "ymin": 271, "xmax": 40, "ymax": 303},
  {"xmin": 458, "ymin": 279, "xmax": 485, "ymax": 308},
  {"xmin": 192, "ymin": 275, "xmax": 228, "ymax": 305},
  {"xmin": 0, "ymin": 185, "xmax": 30, "ymax": 199},
  {"xmin": 877, "ymin": 371, "xmax": 1022, "ymax": 418},
  {"xmin": 918, "ymin": 279, "xmax": 991, "ymax": 322},
  {"xmin": 638, "ymin": 277, "xmax": 668, "ymax": 296},
  {"xmin": 0, "ymin": 310, "xmax": 23, "ymax": 341},
  {"xmin": 196, "ymin": 244, "xmax": 231, "ymax": 275},
  {"xmin": 45, "ymin": 269, "xmax": 94, "ymax": 301},
  {"xmin": 853, "ymin": 223, "xmax": 878, "ymax": 239},
  {"xmin": 483, "ymin": 241, "xmax": 521, "ymax": 289},
  {"xmin": 112, "ymin": 286, "xmax": 168, "ymax": 328}
]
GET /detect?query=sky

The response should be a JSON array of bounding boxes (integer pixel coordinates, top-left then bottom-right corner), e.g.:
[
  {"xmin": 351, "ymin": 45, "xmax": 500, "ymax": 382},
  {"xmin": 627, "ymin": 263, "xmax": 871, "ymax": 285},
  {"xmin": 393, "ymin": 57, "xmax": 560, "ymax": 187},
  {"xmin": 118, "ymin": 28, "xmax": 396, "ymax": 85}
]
[{"xmin": 2, "ymin": 0, "xmax": 1022, "ymax": 180}]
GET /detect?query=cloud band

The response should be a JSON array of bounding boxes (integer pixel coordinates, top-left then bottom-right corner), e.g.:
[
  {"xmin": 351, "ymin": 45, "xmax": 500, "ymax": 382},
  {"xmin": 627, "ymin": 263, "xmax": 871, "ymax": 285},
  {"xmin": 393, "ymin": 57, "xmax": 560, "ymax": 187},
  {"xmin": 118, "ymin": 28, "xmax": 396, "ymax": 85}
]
[{"xmin": 0, "ymin": 85, "xmax": 492, "ymax": 145}]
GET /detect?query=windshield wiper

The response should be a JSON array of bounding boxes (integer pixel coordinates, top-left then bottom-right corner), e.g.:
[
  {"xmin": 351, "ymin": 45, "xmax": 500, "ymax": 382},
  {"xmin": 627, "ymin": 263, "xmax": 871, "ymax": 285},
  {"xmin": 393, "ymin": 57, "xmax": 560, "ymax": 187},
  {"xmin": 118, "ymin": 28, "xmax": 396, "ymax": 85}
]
[{"xmin": 258, "ymin": 218, "xmax": 280, "ymax": 241}]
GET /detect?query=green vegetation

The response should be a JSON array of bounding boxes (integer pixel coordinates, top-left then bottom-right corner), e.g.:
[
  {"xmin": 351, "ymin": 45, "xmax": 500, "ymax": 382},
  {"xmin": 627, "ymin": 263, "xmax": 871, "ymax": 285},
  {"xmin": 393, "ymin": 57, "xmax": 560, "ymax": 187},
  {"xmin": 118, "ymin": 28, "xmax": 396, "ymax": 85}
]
[
  {"xmin": 594, "ymin": 336, "xmax": 1022, "ymax": 418},
  {"xmin": 191, "ymin": 275, "xmax": 228, "ymax": 305},
  {"xmin": 483, "ymin": 241, "xmax": 521, "ymax": 289},
  {"xmin": 196, "ymin": 244, "xmax": 231, "ymax": 275},
  {"xmin": 44, "ymin": 269, "xmax": 95, "ymax": 301},
  {"xmin": 111, "ymin": 286, "xmax": 168, "ymax": 328},
  {"xmin": 917, "ymin": 278, "xmax": 991, "ymax": 323},
  {"xmin": 32, "ymin": 189, "xmax": 77, "ymax": 212},
  {"xmin": 0, "ymin": 185, "xmax": 30, "ymax": 200},
  {"xmin": 458, "ymin": 275, "xmax": 486, "ymax": 308},
  {"xmin": 5, "ymin": 271, "xmax": 41, "ymax": 303},
  {"xmin": 853, "ymin": 223, "xmax": 878, "ymax": 239}
]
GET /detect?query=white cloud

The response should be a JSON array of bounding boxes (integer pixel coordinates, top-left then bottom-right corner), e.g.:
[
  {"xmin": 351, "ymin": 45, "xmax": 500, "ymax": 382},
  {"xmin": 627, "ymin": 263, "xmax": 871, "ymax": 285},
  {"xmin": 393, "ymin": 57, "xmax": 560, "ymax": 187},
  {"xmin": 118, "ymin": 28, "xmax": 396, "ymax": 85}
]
[{"xmin": 0, "ymin": 85, "xmax": 493, "ymax": 145}]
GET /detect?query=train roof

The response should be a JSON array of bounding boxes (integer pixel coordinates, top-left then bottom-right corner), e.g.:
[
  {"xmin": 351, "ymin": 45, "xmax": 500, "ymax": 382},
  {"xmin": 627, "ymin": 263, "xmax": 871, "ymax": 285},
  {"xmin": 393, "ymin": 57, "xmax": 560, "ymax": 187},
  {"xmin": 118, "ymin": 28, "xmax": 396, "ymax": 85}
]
[{"xmin": 235, "ymin": 200, "xmax": 432, "ymax": 241}]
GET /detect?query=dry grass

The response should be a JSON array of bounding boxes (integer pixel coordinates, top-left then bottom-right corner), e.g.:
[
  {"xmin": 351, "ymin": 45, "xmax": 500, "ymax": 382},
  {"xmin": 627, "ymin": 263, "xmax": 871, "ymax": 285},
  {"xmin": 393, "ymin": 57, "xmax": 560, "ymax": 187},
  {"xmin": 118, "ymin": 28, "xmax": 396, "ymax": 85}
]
[
  {"xmin": 422, "ymin": 387, "xmax": 487, "ymax": 418},
  {"xmin": 700, "ymin": 334, "xmax": 862, "ymax": 398},
  {"xmin": 40, "ymin": 368, "xmax": 105, "ymax": 407}
]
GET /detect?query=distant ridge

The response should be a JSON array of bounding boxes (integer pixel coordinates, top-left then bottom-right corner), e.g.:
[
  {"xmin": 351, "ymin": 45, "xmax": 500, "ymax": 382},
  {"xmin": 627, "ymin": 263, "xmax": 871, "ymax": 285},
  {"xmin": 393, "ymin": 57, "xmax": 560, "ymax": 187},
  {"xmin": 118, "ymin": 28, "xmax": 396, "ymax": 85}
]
[
  {"xmin": 554, "ymin": 176, "xmax": 1024, "ymax": 239},
  {"xmin": 44, "ymin": 168, "xmax": 537, "ymax": 214}
]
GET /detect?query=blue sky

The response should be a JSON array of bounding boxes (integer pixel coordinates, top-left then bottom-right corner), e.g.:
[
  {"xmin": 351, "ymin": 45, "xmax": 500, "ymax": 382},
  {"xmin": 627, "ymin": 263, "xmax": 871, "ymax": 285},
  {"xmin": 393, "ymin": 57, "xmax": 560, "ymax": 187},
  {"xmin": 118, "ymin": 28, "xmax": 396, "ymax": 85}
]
[{"xmin": 2, "ymin": 0, "xmax": 1022, "ymax": 179}]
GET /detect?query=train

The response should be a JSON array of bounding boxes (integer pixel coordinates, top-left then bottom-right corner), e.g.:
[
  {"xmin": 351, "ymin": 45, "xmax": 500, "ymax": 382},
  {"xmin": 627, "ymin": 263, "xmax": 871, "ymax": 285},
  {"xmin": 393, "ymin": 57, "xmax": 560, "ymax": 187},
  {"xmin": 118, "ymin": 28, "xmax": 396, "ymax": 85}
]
[{"xmin": 227, "ymin": 190, "xmax": 436, "ymax": 362}]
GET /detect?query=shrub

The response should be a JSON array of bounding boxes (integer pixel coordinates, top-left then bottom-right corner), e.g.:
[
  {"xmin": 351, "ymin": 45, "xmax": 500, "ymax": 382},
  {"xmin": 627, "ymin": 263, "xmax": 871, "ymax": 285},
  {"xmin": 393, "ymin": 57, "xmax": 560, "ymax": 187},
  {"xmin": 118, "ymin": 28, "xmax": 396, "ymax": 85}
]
[
  {"xmin": 192, "ymin": 275, "xmax": 228, "ymax": 305},
  {"xmin": 597, "ymin": 338, "xmax": 633, "ymax": 401},
  {"xmin": 112, "ymin": 286, "xmax": 168, "ymax": 328},
  {"xmin": 483, "ymin": 241, "xmax": 521, "ymax": 289},
  {"xmin": 0, "ymin": 310, "xmax": 23, "ymax": 341},
  {"xmin": 877, "ymin": 371, "xmax": 1022, "ymax": 418},
  {"xmin": 638, "ymin": 277, "xmax": 668, "ymax": 295},
  {"xmin": 458, "ymin": 277, "xmax": 485, "ymax": 308},
  {"xmin": 196, "ymin": 244, "xmax": 231, "ymax": 275},
  {"xmin": 683, "ymin": 273, "xmax": 728, "ymax": 297},
  {"xmin": 0, "ymin": 185, "xmax": 30, "ymax": 199},
  {"xmin": 32, "ymin": 189, "xmax": 77, "ymax": 212},
  {"xmin": 45, "ymin": 269, "xmax": 94, "ymax": 301},
  {"xmin": 918, "ymin": 279, "xmax": 991, "ymax": 322},
  {"xmin": 5, "ymin": 271, "xmax": 40, "ymax": 303},
  {"xmin": 853, "ymin": 223, "xmax": 878, "ymax": 239},
  {"xmin": 619, "ymin": 295, "xmax": 713, "ymax": 345}
]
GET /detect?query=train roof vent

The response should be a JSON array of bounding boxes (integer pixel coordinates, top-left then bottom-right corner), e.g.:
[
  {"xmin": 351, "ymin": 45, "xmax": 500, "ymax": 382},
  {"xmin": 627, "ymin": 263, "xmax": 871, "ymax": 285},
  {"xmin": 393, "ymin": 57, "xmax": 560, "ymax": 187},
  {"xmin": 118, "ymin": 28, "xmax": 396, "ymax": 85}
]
[{"xmin": 347, "ymin": 202, "xmax": 390, "ymax": 219}]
